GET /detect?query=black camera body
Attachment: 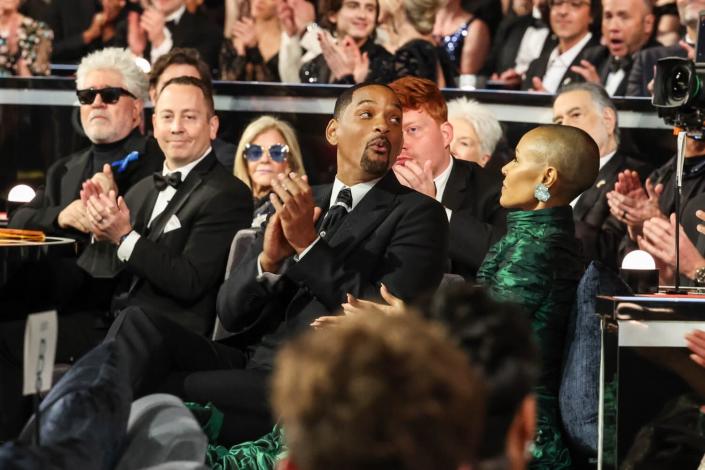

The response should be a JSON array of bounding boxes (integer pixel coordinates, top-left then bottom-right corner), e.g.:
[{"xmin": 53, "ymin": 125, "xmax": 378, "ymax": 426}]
[{"xmin": 653, "ymin": 11, "xmax": 705, "ymax": 133}]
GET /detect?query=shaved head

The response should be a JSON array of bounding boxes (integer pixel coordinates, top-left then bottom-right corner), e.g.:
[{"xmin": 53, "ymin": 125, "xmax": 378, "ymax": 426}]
[{"xmin": 522, "ymin": 125, "xmax": 598, "ymax": 201}]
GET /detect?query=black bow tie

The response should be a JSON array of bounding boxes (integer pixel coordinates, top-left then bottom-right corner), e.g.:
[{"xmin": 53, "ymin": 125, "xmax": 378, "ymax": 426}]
[
  {"xmin": 530, "ymin": 16, "xmax": 546, "ymax": 29},
  {"xmin": 165, "ymin": 19, "xmax": 177, "ymax": 31},
  {"xmin": 608, "ymin": 55, "xmax": 633, "ymax": 74},
  {"xmin": 153, "ymin": 172, "xmax": 182, "ymax": 191}
]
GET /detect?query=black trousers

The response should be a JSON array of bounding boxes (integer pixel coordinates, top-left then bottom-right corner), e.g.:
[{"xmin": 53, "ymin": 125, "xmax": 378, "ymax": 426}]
[{"xmin": 106, "ymin": 307, "xmax": 274, "ymax": 445}]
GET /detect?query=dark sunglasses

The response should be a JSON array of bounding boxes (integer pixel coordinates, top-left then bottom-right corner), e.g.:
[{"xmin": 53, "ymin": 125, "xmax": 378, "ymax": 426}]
[
  {"xmin": 243, "ymin": 143, "xmax": 289, "ymax": 163},
  {"xmin": 76, "ymin": 87, "xmax": 137, "ymax": 105}
]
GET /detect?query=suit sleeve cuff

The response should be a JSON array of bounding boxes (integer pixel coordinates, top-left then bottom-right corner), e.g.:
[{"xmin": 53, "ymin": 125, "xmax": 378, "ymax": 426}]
[
  {"xmin": 150, "ymin": 28, "xmax": 173, "ymax": 63},
  {"xmin": 117, "ymin": 230, "xmax": 140, "ymax": 262},
  {"xmin": 294, "ymin": 236, "xmax": 321, "ymax": 262}
]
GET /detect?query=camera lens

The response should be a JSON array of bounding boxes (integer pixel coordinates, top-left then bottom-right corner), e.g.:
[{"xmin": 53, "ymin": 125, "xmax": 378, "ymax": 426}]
[{"xmin": 669, "ymin": 67, "xmax": 691, "ymax": 101}]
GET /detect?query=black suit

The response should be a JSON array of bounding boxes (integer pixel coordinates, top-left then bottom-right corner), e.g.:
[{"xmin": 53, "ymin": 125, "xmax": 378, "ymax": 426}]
[
  {"xmin": 80, "ymin": 152, "xmax": 253, "ymax": 335},
  {"xmin": 573, "ymin": 151, "xmax": 652, "ymax": 269},
  {"xmin": 580, "ymin": 40, "xmax": 661, "ymax": 96},
  {"xmin": 442, "ymin": 158, "xmax": 507, "ymax": 279},
  {"xmin": 105, "ymin": 170, "xmax": 449, "ymax": 443},
  {"xmin": 486, "ymin": 14, "xmax": 548, "ymax": 75},
  {"xmin": 9, "ymin": 131, "xmax": 164, "ymax": 239},
  {"xmin": 521, "ymin": 34, "xmax": 599, "ymax": 91},
  {"xmin": 153, "ymin": 10, "xmax": 222, "ymax": 72},
  {"xmin": 627, "ymin": 44, "xmax": 687, "ymax": 97},
  {"xmin": 46, "ymin": 0, "xmax": 99, "ymax": 63}
]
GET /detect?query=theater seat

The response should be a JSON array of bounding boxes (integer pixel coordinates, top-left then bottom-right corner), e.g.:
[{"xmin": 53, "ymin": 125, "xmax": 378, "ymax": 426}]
[
  {"xmin": 212, "ymin": 228, "xmax": 258, "ymax": 341},
  {"xmin": 114, "ymin": 394, "xmax": 208, "ymax": 470}
]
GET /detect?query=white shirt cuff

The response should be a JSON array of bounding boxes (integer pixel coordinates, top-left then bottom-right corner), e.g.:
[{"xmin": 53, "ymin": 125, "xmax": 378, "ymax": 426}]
[
  {"xmin": 256, "ymin": 253, "xmax": 283, "ymax": 285},
  {"xmin": 117, "ymin": 230, "xmax": 140, "ymax": 262},
  {"xmin": 150, "ymin": 28, "xmax": 173, "ymax": 64},
  {"xmin": 294, "ymin": 236, "xmax": 320, "ymax": 261}
]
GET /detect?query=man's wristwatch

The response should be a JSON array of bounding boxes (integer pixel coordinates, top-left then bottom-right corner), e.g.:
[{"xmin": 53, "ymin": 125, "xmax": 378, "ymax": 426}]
[{"xmin": 694, "ymin": 265, "xmax": 705, "ymax": 286}]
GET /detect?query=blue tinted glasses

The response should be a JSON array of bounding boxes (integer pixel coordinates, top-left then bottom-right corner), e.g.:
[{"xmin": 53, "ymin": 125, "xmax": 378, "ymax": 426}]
[{"xmin": 244, "ymin": 143, "xmax": 289, "ymax": 163}]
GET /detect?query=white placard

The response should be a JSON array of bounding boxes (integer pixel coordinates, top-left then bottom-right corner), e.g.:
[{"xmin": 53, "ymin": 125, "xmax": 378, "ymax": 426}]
[{"xmin": 23, "ymin": 311, "xmax": 57, "ymax": 396}]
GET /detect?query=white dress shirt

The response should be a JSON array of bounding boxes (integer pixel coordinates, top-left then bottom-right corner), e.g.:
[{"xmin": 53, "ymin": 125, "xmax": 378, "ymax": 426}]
[
  {"xmin": 604, "ymin": 69, "xmax": 626, "ymax": 96},
  {"xmin": 117, "ymin": 147, "xmax": 211, "ymax": 261},
  {"xmin": 514, "ymin": 7, "xmax": 550, "ymax": 75},
  {"xmin": 433, "ymin": 155, "xmax": 454, "ymax": 221},
  {"xmin": 542, "ymin": 33, "xmax": 593, "ymax": 93},
  {"xmin": 150, "ymin": 5, "xmax": 186, "ymax": 64}
]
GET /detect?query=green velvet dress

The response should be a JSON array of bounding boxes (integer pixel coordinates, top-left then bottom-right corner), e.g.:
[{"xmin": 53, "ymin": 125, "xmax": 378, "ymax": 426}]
[{"xmin": 477, "ymin": 206, "xmax": 583, "ymax": 470}]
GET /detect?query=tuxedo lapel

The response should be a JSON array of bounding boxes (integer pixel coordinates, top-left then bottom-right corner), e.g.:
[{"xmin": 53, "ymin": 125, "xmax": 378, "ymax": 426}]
[
  {"xmin": 442, "ymin": 159, "xmax": 467, "ymax": 211},
  {"xmin": 60, "ymin": 149, "xmax": 91, "ymax": 204},
  {"xmin": 325, "ymin": 172, "xmax": 397, "ymax": 257},
  {"xmin": 145, "ymin": 154, "xmax": 214, "ymax": 241},
  {"xmin": 573, "ymin": 153, "xmax": 623, "ymax": 220}
]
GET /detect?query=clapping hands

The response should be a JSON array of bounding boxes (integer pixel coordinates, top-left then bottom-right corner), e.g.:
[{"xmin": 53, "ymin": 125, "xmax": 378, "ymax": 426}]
[{"xmin": 318, "ymin": 31, "xmax": 369, "ymax": 83}]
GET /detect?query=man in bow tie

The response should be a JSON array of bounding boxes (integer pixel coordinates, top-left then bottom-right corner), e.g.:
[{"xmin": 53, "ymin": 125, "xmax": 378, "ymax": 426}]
[
  {"xmin": 101, "ymin": 82, "xmax": 449, "ymax": 444},
  {"xmin": 571, "ymin": 0, "xmax": 657, "ymax": 96}
]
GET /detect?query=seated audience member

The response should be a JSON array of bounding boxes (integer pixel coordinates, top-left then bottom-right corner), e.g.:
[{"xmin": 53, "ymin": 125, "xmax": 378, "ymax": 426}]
[
  {"xmin": 102, "ymin": 82, "xmax": 449, "ymax": 445},
  {"xmin": 272, "ymin": 313, "xmax": 485, "ymax": 470},
  {"xmin": 148, "ymin": 47, "xmax": 237, "ymax": 171},
  {"xmin": 637, "ymin": 193, "xmax": 705, "ymax": 285},
  {"xmin": 522, "ymin": 0, "xmax": 599, "ymax": 93},
  {"xmin": 553, "ymin": 82, "xmax": 651, "ymax": 268},
  {"xmin": 424, "ymin": 285, "xmax": 539, "ymax": 470},
  {"xmin": 233, "ymin": 115, "xmax": 306, "ymax": 227},
  {"xmin": 477, "ymin": 124, "xmax": 599, "ymax": 469},
  {"xmin": 574, "ymin": 0, "xmax": 657, "ymax": 96},
  {"xmin": 487, "ymin": 0, "xmax": 551, "ymax": 88},
  {"xmin": 606, "ymin": 136, "xmax": 705, "ymax": 256},
  {"xmin": 433, "ymin": 0, "xmax": 491, "ymax": 76},
  {"xmin": 127, "ymin": 0, "xmax": 222, "ymax": 71},
  {"xmin": 389, "ymin": 77, "xmax": 506, "ymax": 279},
  {"xmin": 299, "ymin": 0, "xmax": 393, "ymax": 84},
  {"xmin": 0, "ymin": 0, "xmax": 52, "ymax": 76},
  {"xmin": 447, "ymin": 97, "xmax": 503, "ymax": 168},
  {"xmin": 378, "ymin": 0, "xmax": 456, "ymax": 87},
  {"xmin": 627, "ymin": 0, "xmax": 703, "ymax": 96},
  {"xmin": 10, "ymin": 47, "xmax": 164, "ymax": 241},
  {"xmin": 275, "ymin": 0, "xmax": 318, "ymax": 83},
  {"xmin": 219, "ymin": 0, "xmax": 284, "ymax": 81},
  {"xmin": 653, "ymin": 2, "xmax": 680, "ymax": 46}
]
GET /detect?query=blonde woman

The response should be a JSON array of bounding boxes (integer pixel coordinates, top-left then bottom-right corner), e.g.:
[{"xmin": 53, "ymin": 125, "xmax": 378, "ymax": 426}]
[
  {"xmin": 377, "ymin": 0, "xmax": 455, "ymax": 86},
  {"xmin": 233, "ymin": 116, "xmax": 306, "ymax": 226}
]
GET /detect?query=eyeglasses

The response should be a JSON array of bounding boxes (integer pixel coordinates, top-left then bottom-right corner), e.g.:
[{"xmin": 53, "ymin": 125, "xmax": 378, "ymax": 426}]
[
  {"xmin": 76, "ymin": 87, "xmax": 137, "ymax": 105},
  {"xmin": 549, "ymin": 0, "xmax": 590, "ymax": 8},
  {"xmin": 243, "ymin": 143, "xmax": 289, "ymax": 163}
]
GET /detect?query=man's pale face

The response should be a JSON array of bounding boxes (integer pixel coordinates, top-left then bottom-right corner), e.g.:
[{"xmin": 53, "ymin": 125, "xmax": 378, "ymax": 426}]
[
  {"xmin": 153, "ymin": 84, "xmax": 217, "ymax": 169},
  {"xmin": 331, "ymin": 0, "xmax": 377, "ymax": 42},
  {"xmin": 553, "ymin": 90, "xmax": 611, "ymax": 157},
  {"xmin": 550, "ymin": 0, "xmax": 592, "ymax": 43},
  {"xmin": 602, "ymin": 0, "xmax": 653, "ymax": 57},
  {"xmin": 397, "ymin": 108, "xmax": 450, "ymax": 177},
  {"xmin": 152, "ymin": 0, "xmax": 184, "ymax": 15},
  {"xmin": 151, "ymin": 63, "xmax": 202, "ymax": 102},
  {"xmin": 79, "ymin": 69, "xmax": 141, "ymax": 144}
]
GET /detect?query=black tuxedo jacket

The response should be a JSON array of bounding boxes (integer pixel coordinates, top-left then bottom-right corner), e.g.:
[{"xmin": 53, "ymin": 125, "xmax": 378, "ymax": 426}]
[
  {"xmin": 580, "ymin": 40, "xmax": 662, "ymax": 96},
  {"xmin": 573, "ymin": 151, "xmax": 652, "ymax": 268},
  {"xmin": 486, "ymin": 14, "xmax": 547, "ymax": 75},
  {"xmin": 442, "ymin": 158, "xmax": 507, "ymax": 279},
  {"xmin": 9, "ymin": 131, "xmax": 164, "ymax": 240},
  {"xmin": 153, "ymin": 11, "xmax": 222, "ymax": 72},
  {"xmin": 79, "ymin": 153, "xmax": 253, "ymax": 335},
  {"xmin": 47, "ymin": 0, "xmax": 99, "ymax": 63},
  {"xmin": 521, "ymin": 34, "xmax": 599, "ymax": 91},
  {"xmin": 217, "ymin": 171, "xmax": 449, "ymax": 370},
  {"xmin": 627, "ymin": 44, "xmax": 687, "ymax": 97}
]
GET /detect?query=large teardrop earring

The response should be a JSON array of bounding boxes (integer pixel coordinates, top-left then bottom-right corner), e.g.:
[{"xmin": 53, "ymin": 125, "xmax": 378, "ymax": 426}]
[{"xmin": 534, "ymin": 183, "xmax": 550, "ymax": 202}]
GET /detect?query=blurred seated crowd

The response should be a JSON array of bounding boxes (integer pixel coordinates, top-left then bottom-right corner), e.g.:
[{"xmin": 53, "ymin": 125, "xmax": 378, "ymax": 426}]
[
  {"xmin": 0, "ymin": 0, "xmax": 694, "ymax": 96},
  {"xmin": 5, "ymin": 0, "xmax": 705, "ymax": 469}
]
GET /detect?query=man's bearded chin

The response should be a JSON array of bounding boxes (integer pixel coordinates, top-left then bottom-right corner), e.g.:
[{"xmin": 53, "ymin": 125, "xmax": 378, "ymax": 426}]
[{"xmin": 360, "ymin": 148, "xmax": 390, "ymax": 177}]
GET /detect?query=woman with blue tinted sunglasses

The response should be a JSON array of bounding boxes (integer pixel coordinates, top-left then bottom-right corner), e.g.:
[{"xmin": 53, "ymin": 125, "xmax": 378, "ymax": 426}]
[{"xmin": 234, "ymin": 116, "xmax": 307, "ymax": 227}]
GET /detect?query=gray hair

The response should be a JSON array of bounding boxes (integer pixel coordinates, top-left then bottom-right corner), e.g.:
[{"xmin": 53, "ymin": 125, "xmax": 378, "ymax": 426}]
[
  {"xmin": 76, "ymin": 48, "xmax": 149, "ymax": 101},
  {"xmin": 447, "ymin": 97, "xmax": 503, "ymax": 156},
  {"xmin": 556, "ymin": 82, "xmax": 620, "ymax": 145}
]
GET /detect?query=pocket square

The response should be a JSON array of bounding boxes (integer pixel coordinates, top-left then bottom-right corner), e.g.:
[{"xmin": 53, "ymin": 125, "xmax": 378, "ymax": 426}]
[{"xmin": 164, "ymin": 214, "xmax": 182, "ymax": 233}]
